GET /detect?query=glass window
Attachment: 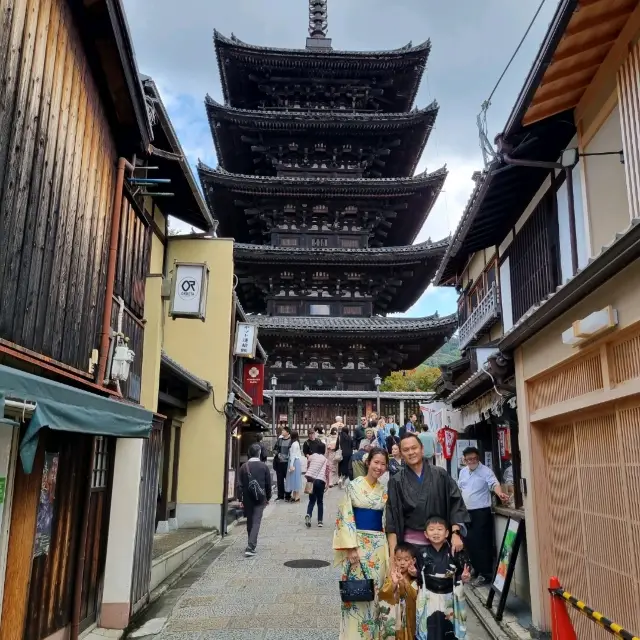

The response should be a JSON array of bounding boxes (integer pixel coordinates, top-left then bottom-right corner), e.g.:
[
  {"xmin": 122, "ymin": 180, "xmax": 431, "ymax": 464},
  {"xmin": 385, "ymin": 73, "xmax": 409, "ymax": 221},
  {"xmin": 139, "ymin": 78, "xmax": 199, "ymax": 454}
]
[
  {"xmin": 276, "ymin": 304, "xmax": 298, "ymax": 315},
  {"xmin": 339, "ymin": 237, "xmax": 360, "ymax": 248},
  {"xmin": 311, "ymin": 237, "xmax": 329, "ymax": 248},
  {"xmin": 557, "ymin": 162, "xmax": 588, "ymax": 283},
  {"xmin": 279, "ymin": 236, "xmax": 299, "ymax": 247},
  {"xmin": 309, "ymin": 304, "xmax": 331, "ymax": 316},
  {"xmin": 343, "ymin": 305, "xmax": 363, "ymax": 316},
  {"xmin": 486, "ymin": 263, "xmax": 497, "ymax": 290}
]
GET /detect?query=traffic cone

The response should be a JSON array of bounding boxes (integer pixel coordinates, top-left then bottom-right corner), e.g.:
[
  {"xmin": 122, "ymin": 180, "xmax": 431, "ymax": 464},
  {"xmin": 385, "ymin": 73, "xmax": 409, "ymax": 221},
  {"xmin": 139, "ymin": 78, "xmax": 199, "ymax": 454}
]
[{"xmin": 549, "ymin": 577, "xmax": 577, "ymax": 640}]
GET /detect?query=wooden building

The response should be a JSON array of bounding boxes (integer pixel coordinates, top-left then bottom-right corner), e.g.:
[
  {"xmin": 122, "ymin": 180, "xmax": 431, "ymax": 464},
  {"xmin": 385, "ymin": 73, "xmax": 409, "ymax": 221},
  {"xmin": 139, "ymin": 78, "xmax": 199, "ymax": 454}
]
[
  {"xmin": 436, "ymin": 0, "xmax": 640, "ymax": 635},
  {"xmin": 0, "ymin": 0, "xmax": 157, "ymax": 637},
  {"xmin": 199, "ymin": 2, "xmax": 456, "ymax": 423}
]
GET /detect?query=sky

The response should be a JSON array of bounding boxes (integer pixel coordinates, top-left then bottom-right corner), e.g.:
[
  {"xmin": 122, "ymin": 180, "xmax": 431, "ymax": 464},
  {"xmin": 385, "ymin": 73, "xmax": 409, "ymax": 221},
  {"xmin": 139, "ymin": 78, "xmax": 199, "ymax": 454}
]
[{"xmin": 122, "ymin": 0, "xmax": 559, "ymax": 319}]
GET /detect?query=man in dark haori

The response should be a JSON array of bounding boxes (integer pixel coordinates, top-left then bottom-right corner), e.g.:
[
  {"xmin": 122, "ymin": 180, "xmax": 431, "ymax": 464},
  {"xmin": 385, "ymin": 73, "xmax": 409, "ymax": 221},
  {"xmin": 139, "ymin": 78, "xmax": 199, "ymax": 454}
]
[{"xmin": 386, "ymin": 433, "xmax": 470, "ymax": 558}]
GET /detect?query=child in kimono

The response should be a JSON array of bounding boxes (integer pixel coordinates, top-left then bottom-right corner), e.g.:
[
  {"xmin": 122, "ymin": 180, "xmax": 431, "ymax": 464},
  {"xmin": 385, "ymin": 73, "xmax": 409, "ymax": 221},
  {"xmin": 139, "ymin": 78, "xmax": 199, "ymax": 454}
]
[
  {"xmin": 378, "ymin": 543, "xmax": 418, "ymax": 639},
  {"xmin": 415, "ymin": 517, "xmax": 471, "ymax": 640}
]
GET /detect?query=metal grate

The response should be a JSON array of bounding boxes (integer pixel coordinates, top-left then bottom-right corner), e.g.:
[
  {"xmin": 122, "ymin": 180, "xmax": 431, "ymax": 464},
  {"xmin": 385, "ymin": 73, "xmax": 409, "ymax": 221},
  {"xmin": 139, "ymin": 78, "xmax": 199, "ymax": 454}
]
[
  {"xmin": 284, "ymin": 559, "xmax": 330, "ymax": 569},
  {"xmin": 91, "ymin": 436, "xmax": 109, "ymax": 489}
]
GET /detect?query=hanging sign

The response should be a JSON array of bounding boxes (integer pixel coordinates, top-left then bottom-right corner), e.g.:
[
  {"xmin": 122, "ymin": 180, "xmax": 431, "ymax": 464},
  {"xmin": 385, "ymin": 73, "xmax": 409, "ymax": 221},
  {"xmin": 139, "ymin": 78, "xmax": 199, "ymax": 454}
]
[
  {"xmin": 234, "ymin": 322, "xmax": 258, "ymax": 358},
  {"xmin": 169, "ymin": 262, "xmax": 209, "ymax": 320},
  {"xmin": 243, "ymin": 363, "xmax": 265, "ymax": 406},
  {"xmin": 498, "ymin": 427, "xmax": 512, "ymax": 460},
  {"xmin": 438, "ymin": 427, "xmax": 457, "ymax": 460}
]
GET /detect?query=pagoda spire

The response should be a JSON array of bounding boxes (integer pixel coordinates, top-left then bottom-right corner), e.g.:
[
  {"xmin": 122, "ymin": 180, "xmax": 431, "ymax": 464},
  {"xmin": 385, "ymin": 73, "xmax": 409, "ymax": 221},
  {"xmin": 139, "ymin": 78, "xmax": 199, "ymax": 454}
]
[{"xmin": 306, "ymin": 0, "xmax": 332, "ymax": 50}]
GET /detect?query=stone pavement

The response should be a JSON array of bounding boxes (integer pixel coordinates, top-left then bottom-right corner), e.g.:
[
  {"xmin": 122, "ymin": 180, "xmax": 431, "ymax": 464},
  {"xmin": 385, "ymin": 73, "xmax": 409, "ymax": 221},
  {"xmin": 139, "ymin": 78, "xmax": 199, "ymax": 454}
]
[{"xmin": 127, "ymin": 487, "xmax": 492, "ymax": 639}]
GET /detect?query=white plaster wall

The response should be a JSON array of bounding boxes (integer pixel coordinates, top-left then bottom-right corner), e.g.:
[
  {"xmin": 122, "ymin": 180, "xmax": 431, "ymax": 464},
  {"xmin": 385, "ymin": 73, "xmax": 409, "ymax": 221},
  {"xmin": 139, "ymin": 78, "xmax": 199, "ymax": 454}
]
[{"xmin": 101, "ymin": 438, "xmax": 144, "ymax": 605}]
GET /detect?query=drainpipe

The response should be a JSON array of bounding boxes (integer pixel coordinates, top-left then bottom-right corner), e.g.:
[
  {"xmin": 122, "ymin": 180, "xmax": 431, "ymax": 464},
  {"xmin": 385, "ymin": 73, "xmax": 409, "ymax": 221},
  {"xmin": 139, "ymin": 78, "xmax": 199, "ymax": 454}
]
[
  {"xmin": 497, "ymin": 138, "xmax": 578, "ymax": 277},
  {"xmin": 96, "ymin": 157, "xmax": 135, "ymax": 387}
]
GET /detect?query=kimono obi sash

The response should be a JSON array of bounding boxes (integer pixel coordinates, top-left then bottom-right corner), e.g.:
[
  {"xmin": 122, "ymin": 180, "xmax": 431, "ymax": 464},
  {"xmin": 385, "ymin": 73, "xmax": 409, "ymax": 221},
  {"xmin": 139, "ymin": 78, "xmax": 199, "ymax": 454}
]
[
  {"xmin": 353, "ymin": 507, "xmax": 383, "ymax": 532},
  {"xmin": 422, "ymin": 574, "xmax": 455, "ymax": 595},
  {"xmin": 404, "ymin": 529, "xmax": 427, "ymax": 545}
]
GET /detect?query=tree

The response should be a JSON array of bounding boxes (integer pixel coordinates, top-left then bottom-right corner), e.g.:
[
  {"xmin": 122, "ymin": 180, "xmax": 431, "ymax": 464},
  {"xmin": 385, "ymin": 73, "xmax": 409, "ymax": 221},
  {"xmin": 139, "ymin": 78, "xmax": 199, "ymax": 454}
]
[{"xmin": 380, "ymin": 366, "xmax": 441, "ymax": 392}]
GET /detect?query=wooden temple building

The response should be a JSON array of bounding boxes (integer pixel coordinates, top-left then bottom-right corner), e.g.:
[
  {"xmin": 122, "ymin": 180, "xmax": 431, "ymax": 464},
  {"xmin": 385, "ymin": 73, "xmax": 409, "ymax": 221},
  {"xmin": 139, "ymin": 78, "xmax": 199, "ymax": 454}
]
[{"xmin": 200, "ymin": 0, "xmax": 456, "ymax": 427}]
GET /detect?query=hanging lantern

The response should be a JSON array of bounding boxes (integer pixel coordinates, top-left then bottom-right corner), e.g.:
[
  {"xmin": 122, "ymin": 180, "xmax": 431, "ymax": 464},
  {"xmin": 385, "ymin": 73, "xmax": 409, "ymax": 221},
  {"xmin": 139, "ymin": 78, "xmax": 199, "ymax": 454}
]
[
  {"xmin": 498, "ymin": 426, "xmax": 512, "ymax": 460},
  {"xmin": 438, "ymin": 426, "xmax": 457, "ymax": 460}
]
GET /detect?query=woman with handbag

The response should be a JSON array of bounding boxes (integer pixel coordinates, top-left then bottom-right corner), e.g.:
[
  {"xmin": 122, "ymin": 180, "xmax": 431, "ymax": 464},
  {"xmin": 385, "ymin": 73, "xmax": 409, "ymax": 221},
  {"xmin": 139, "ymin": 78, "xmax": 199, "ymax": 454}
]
[
  {"xmin": 333, "ymin": 447, "xmax": 390, "ymax": 639},
  {"xmin": 326, "ymin": 426, "xmax": 340, "ymax": 487},
  {"xmin": 304, "ymin": 443, "xmax": 330, "ymax": 527}
]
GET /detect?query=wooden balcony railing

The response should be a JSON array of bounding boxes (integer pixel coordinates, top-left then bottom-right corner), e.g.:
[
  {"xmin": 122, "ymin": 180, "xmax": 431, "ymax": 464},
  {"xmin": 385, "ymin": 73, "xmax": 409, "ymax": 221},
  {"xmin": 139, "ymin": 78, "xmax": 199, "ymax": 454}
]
[{"xmin": 458, "ymin": 284, "xmax": 500, "ymax": 350}]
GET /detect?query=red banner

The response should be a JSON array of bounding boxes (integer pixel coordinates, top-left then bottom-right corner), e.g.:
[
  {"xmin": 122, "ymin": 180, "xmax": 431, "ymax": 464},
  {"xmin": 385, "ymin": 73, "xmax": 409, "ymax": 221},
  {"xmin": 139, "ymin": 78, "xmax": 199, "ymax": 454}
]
[
  {"xmin": 243, "ymin": 362, "xmax": 264, "ymax": 406},
  {"xmin": 438, "ymin": 427, "xmax": 457, "ymax": 460}
]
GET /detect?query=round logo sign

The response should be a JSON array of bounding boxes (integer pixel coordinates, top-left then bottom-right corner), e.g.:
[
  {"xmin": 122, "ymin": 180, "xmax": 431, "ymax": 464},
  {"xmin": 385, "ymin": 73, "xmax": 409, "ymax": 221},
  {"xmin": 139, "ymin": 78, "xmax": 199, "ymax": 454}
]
[
  {"xmin": 178, "ymin": 277, "xmax": 198, "ymax": 300},
  {"xmin": 248, "ymin": 367, "xmax": 259, "ymax": 378}
]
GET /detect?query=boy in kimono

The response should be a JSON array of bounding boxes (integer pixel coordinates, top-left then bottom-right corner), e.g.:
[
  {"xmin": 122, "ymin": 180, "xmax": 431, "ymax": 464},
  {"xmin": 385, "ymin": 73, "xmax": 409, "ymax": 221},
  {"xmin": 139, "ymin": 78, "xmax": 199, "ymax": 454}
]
[
  {"xmin": 378, "ymin": 543, "xmax": 418, "ymax": 639},
  {"xmin": 415, "ymin": 517, "xmax": 471, "ymax": 640}
]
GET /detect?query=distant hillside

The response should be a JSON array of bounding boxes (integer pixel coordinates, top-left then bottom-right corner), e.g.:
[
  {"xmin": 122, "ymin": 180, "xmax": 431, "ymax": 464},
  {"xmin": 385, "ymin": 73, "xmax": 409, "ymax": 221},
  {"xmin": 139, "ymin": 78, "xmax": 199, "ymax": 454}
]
[{"xmin": 423, "ymin": 336, "xmax": 461, "ymax": 368}]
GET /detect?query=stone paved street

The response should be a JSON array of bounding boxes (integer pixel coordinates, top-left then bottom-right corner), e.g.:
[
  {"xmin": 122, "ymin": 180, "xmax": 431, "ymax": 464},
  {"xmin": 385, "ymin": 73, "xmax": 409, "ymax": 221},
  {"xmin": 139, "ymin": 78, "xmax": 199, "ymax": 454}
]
[{"xmin": 129, "ymin": 487, "xmax": 491, "ymax": 639}]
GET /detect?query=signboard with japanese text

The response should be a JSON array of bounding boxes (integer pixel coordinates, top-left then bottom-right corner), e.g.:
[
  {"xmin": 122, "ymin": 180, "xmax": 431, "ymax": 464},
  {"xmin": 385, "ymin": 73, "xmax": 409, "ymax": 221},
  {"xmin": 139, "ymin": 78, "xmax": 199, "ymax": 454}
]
[
  {"xmin": 243, "ymin": 362, "xmax": 265, "ymax": 406},
  {"xmin": 169, "ymin": 262, "xmax": 209, "ymax": 320},
  {"xmin": 234, "ymin": 322, "xmax": 258, "ymax": 358}
]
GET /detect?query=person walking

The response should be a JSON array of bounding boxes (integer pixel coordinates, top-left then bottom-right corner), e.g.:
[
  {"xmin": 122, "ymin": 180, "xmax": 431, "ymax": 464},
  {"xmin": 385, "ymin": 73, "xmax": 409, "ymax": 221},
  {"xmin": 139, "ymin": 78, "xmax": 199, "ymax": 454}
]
[
  {"xmin": 338, "ymin": 426, "xmax": 353, "ymax": 488},
  {"xmin": 256, "ymin": 433, "xmax": 269, "ymax": 463},
  {"xmin": 303, "ymin": 428, "xmax": 324, "ymax": 457},
  {"xmin": 326, "ymin": 426, "xmax": 340, "ymax": 487},
  {"xmin": 237, "ymin": 443, "xmax": 272, "ymax": 557},
  {"xmin": 285, "ymin": 431, "xmax": 303, "ymax": 502},
  {"xmin": 305, "ymin": 442, "xmax": 330, "ymax": 528},
  {"xmin": 354, "ymin": 417, "xmax": 366, "ymax": 450},
  {"xmin": 417, "ymin": 425, "xmax": 436, "ymax": 465},
  {"xmin": 334, "ymin": 447, "xmax": 390, "ymax": 639},
  {"xmin": 274, "ymin": 427, "xmax": 292, "ymax": 501},
  {"xmin": 457, "ymin": 446, "xmax": 510, "ymax": 585}
]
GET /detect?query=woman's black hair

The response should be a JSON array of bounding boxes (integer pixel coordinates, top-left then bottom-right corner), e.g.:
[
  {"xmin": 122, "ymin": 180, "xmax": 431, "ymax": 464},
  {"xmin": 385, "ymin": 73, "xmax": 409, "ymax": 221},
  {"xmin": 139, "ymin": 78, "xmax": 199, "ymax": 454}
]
[
  {"xmin": 341, "ymin": 426, "xmax": 350, "ymax": 435},
  {"xmin": 399, "ymin": 432, "xmax": 422, "ymax": 448},
  {"xmin": 316, "ymin": 442, "xmax": 326, "ymax": 455},
  {"xmin": 365, "ymin": 446, "xmax": 389, "ymax": 468},
  {"xmin": 389, "ymin": 427, "xmax": 396, "ymax": 436},
  {"xmin": 290, "ymin": 430, "xmax": 299, "ymax": 443},
  {"xmin": 330, "ymin": 427, "xmax": 338, "ymax": 435}
]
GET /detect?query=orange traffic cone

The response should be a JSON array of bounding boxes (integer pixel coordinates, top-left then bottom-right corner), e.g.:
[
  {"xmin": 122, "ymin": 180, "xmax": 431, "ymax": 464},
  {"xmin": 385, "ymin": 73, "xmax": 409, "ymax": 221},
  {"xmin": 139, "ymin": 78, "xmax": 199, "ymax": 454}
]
[{"xmin": 549, "ymin": 577, "xmax": 577, "ymax": 640}]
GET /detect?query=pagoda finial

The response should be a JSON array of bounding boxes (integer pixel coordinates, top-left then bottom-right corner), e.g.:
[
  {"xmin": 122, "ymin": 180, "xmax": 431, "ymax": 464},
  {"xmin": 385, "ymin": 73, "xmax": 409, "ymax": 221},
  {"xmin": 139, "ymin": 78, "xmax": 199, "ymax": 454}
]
[{"xmin": 306, "ymin": 0, "xmax": 332, "ymax": 50}]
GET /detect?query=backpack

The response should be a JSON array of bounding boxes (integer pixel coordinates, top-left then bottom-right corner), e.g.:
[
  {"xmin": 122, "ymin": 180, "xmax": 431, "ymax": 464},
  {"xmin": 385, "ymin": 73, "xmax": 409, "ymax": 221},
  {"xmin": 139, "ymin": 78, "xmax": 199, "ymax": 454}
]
[{"xmin": 246, "ymin": 463, "xmax": 266, "ymax": 504}]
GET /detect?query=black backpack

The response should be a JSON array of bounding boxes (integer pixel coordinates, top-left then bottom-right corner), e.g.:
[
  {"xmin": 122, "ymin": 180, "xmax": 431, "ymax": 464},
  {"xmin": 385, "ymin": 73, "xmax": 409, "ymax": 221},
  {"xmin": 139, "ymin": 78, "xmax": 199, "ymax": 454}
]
[{"xmin": 246, "ymin": 463, "xmax": 266, "ymax": 504}]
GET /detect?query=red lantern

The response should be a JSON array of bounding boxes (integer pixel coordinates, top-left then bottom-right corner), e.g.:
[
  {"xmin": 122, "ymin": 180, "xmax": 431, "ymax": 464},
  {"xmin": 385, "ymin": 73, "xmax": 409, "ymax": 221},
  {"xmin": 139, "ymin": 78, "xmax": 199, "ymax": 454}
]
[
  {"xmin": 243, "ymin": 362, "xmax": 265, "ymax": 406},
  {"xmin": 438, "ymin": 426, "xmax": 457, "ymax": 460},
  {"xmin": 498, "ymin": 427, "xmax": 512, "ymax": 460}
]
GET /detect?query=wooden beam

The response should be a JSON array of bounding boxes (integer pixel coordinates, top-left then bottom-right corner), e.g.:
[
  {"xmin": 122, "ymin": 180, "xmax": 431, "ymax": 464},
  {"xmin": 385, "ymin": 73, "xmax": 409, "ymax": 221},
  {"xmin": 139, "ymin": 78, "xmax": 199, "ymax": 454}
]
[{"xmin": 565, "ymin": 5, "xmax": 632, "ymax": 38}]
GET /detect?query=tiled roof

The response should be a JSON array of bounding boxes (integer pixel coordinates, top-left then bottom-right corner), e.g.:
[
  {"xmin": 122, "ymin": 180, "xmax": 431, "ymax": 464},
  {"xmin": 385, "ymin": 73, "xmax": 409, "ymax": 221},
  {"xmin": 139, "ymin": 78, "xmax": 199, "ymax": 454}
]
[
  {"xmin": 252, "ymin": 314, "xmax": 457, "ymax": 334},
  {"xmin": 160, "ymin": 351, "xmax": 211, "ymax": 395},
  {"xmin": 447, "ymin": 369, "xmax": 489, "ymax": 405},
  {"xmin": 499, "ymin": 218, "xmax": 640, "ymax": 352},
  {"xmin": 199, "ymin": 164, "xmax": 447, "ymax": 190},
  {"xmin": 233, "ymin": 238, "xmax": 449, "ymax": 263}
]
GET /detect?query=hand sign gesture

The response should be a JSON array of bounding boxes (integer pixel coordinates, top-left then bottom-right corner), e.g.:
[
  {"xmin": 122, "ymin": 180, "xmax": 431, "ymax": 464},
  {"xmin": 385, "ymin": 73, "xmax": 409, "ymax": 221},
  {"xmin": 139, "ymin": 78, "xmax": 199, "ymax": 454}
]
[{"xmin": 461, "ymin": 564, "xmax": 471, "ymax": 583}]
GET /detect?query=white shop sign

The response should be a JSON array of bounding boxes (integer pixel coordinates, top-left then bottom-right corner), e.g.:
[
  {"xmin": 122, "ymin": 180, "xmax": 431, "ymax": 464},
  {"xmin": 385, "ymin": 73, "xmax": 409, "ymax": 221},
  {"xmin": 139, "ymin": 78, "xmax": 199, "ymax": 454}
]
[
  {"xmin": 169, "ymin": 262, "xmax": 209, "ymax": 320},
  {"xmin": 233, "ymin": 322, "xmax": 258, "ymax": 358}
]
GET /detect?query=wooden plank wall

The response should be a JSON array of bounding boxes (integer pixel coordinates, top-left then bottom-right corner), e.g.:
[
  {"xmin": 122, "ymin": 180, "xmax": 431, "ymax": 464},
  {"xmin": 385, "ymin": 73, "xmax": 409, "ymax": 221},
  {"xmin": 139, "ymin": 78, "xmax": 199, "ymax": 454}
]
[{"xmin": 0, "ymin": 0, "xmax": 117, "ymax": 373}]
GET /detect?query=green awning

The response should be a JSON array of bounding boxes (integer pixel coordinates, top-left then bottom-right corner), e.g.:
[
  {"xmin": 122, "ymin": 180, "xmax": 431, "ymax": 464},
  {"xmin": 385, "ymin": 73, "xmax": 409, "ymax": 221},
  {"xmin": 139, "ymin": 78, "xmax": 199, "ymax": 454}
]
[{"xmin": 0, "ymin": 364, "xmax": 153, "ymax": 473}]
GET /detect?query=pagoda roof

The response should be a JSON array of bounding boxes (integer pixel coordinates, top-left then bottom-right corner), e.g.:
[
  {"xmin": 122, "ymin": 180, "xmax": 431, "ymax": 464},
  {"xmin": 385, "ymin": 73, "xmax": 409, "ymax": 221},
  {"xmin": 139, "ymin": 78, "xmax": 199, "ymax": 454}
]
[
  {"xmin": 233, "ymin": 239, "xmax": 448, "ymax": 313},
  {"xmin": 198, "ymin": 165, "xmax": 447, "ymax": 246},
  {"xmin": 213, "ymin": 30, "xmax": 431, "ymax": 112},
  {"xmin": 205, "ymin": 97, "xmax": 438, "ymax": 177},
  {"xmin": 252, "ymin": 313, "xmax": 457, "ymax": 372}
]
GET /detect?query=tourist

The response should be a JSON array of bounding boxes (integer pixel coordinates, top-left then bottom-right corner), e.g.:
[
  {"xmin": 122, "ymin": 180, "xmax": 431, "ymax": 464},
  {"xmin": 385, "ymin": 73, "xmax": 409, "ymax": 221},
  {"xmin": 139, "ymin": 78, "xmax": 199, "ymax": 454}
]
[
  {"xmin": 338, "ymin": 426, "xmax": 353, "ymax": 488},
  {"xmin": 386, "ymin": 433, "xmax": 470, "ymax": 562},
  {"xmin": 388, "ymin": 443, "xmax": 403, "ymax": 476},
  {"xmin": 256, "ymin": 432, "xmax": 268, "ymax": 462},
  {"xmin": 386, "ymin": 415, "xmax": 398, "ymax": 438},
  {"xmin": 273, "ymin": 426, "xmax": 292, "ymax": 501},
  {"xmin": 326, "ymin": 426, "xmax": 340, "ymax": 487},
  {"xmin": 415, "ymin": 517, "xmax": 471, "ymax": 639},
  {"xmin": 367, "ymin": 411, "xmax": 379, "ymax": 433},
  {"xmin": 401, "ymin": 413, "xmax": 418, "ymax": 437},
  {"xmin": 237, "ymin": 443, "xmax": 272, "ymax": 557},
  {"xmin": 285, "ymin": 431, "xmax": 303, "ymax": 502},
  {"xmin": 385, "ymin": 427, "xmax": 400, "ymax": 454},
  {"xmin": 354, "ymin": 417, "xmax": 366, "ymax": 450},
  {"xmin": 418, "ymin": 425, "xmax": 436, "ymax": 465},
  {"xmin": 303, "ymin": 428, "xmax": 324, "ymax": 457},
  {"xmin": 334, "ymin": 447, "xmax": 390, "ymax": 639},
  {"xmin": 376, "ymin": 417, "xmax": 387, "ymax": 449},
  {"xmin": 378, "ymin": 542, "xmax": 419, "ymax": 640},
  {"xmin": 457, "ymin": 446, "xmax": 510, "ymax": 585},
  {"xmin": 305, "ymin": 442, "xmax": 330, "ymax": 528}
]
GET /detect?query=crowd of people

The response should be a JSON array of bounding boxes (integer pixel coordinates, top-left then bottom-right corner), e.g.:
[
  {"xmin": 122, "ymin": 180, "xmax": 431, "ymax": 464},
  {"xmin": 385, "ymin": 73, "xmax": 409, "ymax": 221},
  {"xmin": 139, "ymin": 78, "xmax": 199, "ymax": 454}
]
[{"xmin": 237, "ymin": 413, "xmax": 509, "ymax": 639}]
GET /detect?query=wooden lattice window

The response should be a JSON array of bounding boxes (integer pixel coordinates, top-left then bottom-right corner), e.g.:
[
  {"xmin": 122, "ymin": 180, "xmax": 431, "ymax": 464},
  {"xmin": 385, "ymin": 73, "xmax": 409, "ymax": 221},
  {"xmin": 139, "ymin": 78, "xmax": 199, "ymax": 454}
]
[
  {"xmin": 339, "ymin": 237, "xmax": 360, "ymax": 249},
  {"xmin": 279, "ymin": 236, "xmax": 299, "ymax": 247},
  {"xmin": 343, "ymin": 305, "xmax": 363, "ymax": 316},
  {"xmin": 311, "ymin": 237, "xmax": 329, "ymax": 248},
  {"xmin": 275, "ymin": 303, "xmax": 298, "ymax": 315},
  {"xmin": 509, "ymin": 191, "xmax": 559, "ymax": 323},
  {"xmin": 91, "ymin": 437, "xmax": 109, "ymax": 489}
]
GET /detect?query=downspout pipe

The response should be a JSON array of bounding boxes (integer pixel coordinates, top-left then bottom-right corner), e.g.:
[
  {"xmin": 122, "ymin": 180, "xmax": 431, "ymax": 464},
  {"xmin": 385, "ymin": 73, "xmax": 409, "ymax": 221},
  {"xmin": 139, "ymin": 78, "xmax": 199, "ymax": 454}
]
[
  {"xmin": 97, "ymin": 157, "xmax": 135, "ymax": 386},
  {"xmin": 497, "ymin": 141, "xmax": 579, "ymax": 276}
]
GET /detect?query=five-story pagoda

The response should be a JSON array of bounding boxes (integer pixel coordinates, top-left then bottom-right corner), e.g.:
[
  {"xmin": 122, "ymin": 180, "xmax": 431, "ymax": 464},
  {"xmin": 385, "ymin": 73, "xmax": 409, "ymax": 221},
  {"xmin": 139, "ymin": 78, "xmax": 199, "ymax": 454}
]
[{"xmin": 200, "ymin": 0, "xmax": 456, "ymax": 421}]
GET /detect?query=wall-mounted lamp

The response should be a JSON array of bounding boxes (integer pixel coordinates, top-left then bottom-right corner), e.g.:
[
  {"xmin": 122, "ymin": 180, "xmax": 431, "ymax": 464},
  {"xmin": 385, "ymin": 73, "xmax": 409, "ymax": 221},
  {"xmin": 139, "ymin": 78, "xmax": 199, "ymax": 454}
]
[{"xmin": 561, "ymin": 305, "xmax": 618, "ymax": 347}]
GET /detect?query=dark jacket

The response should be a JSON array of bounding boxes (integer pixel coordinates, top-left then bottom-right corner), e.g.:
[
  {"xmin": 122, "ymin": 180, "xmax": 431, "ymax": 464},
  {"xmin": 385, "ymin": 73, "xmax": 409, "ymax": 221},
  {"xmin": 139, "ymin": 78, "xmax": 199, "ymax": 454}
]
[
  {"xmin": 303, "ymin": 438, "xmax": 324, "ymax": 457},
  {"xmin": 339, "ymin": 432, "xmax": 353, "ymax": 458},
  {"xmin": 353, "ymin": 426, "xmax": 366, "ymax": 450},
  {"xmin": 237, "ymin": 460, "xmax": 272, "ymax": 504},
  {"xmin": 259, "ymin": 442, "xmax": 268, "ymax": 463},
  {"xmin": 385, "ymin": 434, "xmax": 400, "ymax": 453}
]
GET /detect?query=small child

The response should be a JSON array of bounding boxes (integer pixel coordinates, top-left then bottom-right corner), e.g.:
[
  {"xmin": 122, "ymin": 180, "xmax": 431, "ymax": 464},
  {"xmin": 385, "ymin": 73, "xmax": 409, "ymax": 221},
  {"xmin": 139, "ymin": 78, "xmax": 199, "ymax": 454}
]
[
  {"xmin": 378, "ymin": 543, "xmax": 418, "ymax": 640},
  {"xmin": 415, "ymin": 517, "xmax": 471, "ymax": 640}
]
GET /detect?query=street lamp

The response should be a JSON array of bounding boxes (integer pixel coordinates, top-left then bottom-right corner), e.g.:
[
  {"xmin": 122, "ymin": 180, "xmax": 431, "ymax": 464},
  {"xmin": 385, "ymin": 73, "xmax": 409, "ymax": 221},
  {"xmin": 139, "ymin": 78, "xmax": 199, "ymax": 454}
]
[
  {"xmin": 271, "ymin": 375, "xmax": 278, "ymax": 435},
  {"xmin": 374, "ymin": 374, "xmax": 382, "ymax": 414}
]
